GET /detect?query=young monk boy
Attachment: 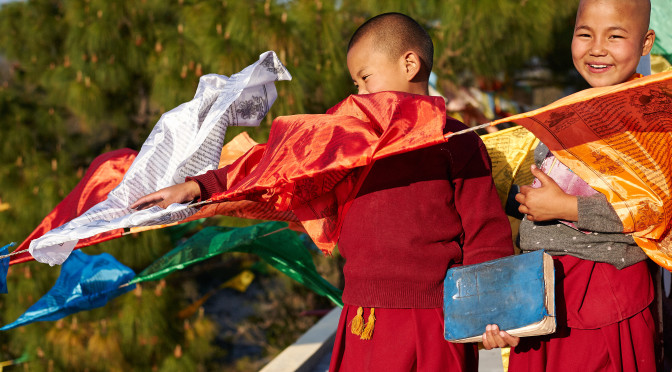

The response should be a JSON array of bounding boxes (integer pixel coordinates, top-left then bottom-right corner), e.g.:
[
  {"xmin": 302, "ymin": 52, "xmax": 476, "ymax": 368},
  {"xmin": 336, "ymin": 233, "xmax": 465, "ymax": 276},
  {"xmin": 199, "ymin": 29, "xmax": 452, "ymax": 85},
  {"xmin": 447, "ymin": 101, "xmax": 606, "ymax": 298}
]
[
  {"xmin": 500, "ymin": 0, "xmax": 658, "ymax": 370},
  {"xmin": 133, "ymin": 13, "xmax": 516, "ymax": 371}
]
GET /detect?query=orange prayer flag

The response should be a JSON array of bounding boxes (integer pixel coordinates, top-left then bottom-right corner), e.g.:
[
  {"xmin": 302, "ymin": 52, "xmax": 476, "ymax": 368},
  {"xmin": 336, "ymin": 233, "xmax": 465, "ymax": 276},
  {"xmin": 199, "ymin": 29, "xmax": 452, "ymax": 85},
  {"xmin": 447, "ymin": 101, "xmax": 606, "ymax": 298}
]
[
  {"xmin": 486, "ymin": 72, "xmax": 672, "ymax": 269},
  {"xmin": 208, "ymin": 92, "xmax": 449, "ymax": 253}
]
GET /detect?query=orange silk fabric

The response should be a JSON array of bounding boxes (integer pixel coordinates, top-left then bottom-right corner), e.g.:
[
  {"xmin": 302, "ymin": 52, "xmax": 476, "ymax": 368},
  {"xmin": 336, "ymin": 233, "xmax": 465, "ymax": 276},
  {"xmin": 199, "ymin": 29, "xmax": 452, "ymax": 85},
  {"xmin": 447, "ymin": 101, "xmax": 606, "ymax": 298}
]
[
  {"xmin": 490, "ymin": 72, "xmax": 672, "ymax": 270},
  {"xmin": 209, "ymin": 92, "xmax": 448, "ymax": 253}
]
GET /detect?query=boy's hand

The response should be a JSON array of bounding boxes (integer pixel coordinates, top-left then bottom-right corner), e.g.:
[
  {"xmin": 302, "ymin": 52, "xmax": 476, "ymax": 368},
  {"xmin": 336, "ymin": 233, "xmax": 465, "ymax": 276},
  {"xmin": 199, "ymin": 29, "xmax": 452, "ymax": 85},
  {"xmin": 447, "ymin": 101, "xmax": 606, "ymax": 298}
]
[
  {"xmin": 482, "ymin": 324, "xmax": 520, "ymax": 349},
  {"xmin": 130, "ymin": 181, "xmax": 201, "ymax": 210},
  {"xmin": 515, "ymin": 165, "xmax": 578, "ymax": 222}
]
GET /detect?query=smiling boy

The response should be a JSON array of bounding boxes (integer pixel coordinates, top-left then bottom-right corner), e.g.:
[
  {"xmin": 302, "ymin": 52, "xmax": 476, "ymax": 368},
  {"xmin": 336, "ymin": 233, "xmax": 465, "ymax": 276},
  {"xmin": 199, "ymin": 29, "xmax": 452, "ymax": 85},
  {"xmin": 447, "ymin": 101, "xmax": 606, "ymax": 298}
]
[{"xmin": 507, "ymin": 0, "xmax": 658, "ymax": 371}]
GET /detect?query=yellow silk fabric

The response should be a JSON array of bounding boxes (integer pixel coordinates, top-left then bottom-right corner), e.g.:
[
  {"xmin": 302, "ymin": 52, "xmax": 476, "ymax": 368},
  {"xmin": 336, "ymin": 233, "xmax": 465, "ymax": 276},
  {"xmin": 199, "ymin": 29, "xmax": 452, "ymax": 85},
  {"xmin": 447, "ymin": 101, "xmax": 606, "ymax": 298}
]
[{"xmin": 480, "ymin": 126, "xmax": 539, "ymax": 206}]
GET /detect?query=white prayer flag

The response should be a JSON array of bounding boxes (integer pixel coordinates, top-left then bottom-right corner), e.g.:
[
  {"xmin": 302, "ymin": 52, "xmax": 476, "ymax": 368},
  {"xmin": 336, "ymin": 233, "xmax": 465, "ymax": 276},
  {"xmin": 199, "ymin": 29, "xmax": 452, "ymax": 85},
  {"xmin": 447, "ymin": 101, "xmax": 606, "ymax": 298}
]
[{"xmin": 30, "ymin": 51, "xmax": 291, "ymax": 266}]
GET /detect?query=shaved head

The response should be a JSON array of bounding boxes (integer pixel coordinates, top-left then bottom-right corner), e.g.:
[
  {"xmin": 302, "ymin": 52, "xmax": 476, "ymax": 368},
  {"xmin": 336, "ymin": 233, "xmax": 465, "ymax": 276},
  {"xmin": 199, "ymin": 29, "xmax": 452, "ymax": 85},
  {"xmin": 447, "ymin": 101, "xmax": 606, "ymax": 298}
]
[
  {"xmin": 348, "ymin": 13, "xmax": 434, "ymax": 75},
  {"xmin": 577, "ymin": 0, "xmax": 651, "ymax": 36}
]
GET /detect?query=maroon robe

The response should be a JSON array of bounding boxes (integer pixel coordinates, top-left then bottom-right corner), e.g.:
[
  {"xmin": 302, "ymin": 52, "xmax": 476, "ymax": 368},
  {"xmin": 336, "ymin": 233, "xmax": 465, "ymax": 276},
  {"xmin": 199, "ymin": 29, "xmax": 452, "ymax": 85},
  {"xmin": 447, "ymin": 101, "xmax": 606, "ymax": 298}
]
[{"xmin": 508, "ymin": 255, "xmax": 655, "ymax": 371}]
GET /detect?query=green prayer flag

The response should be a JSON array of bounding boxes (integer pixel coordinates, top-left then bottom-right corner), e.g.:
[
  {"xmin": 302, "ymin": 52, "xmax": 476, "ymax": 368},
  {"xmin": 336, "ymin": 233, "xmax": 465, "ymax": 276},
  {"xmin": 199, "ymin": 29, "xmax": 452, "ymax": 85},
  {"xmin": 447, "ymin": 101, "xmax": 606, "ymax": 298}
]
[
  {"xmin": 652, "ymin": 0, "xmax": 672, "ymax": 59},
  {"xmin": 131, "ymin": 222, "xmax": 343, "ymax": 306}
]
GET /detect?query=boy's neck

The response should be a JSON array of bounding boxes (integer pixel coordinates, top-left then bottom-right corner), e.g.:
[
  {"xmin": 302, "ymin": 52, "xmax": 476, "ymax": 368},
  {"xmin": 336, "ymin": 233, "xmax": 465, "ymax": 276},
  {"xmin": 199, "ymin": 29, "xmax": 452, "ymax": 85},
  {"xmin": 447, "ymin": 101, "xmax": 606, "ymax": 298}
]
[{"xmin": 406, "ymin": 82, "xmax": 430, "ymax": 96}]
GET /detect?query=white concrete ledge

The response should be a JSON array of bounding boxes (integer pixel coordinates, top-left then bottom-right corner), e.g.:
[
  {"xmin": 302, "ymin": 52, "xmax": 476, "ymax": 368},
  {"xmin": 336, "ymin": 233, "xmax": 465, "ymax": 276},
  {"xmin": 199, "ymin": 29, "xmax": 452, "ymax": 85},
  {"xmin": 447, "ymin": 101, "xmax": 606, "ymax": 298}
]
[{"xmin": 260, "ymin": 307, "xmax": 341, "ymax": 372}]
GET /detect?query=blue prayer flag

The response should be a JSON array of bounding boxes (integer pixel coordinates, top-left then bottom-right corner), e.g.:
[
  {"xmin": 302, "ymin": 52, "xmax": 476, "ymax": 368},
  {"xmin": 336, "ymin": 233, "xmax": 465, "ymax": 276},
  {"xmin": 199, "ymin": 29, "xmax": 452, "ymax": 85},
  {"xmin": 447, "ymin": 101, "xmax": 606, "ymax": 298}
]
[
  {"xmin": 1, "ymin": 250, "xmax": 135, "ymax": 330},
  {"xmin": 0, "ymin": 243, "xmax": 13, "ymax": 294}
]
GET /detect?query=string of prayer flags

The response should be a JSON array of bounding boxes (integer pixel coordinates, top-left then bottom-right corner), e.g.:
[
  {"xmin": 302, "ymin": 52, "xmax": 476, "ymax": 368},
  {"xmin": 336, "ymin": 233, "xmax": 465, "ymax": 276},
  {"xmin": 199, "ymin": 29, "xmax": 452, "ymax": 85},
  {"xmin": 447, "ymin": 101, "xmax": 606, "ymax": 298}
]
[
  {"xmin": 0, "ymin": 243, "xmax": 12, "ymax": 294},
  {"xmin": 130, "ymin": 222, "xmax": 343, "ymax": 306},
  {"xmin": 201, "ymin": 73, "xmax": 672, "ymax": 269},
  {"xmin": 1, "ymin": 250, "xmax": 135, "ymax": 330}
]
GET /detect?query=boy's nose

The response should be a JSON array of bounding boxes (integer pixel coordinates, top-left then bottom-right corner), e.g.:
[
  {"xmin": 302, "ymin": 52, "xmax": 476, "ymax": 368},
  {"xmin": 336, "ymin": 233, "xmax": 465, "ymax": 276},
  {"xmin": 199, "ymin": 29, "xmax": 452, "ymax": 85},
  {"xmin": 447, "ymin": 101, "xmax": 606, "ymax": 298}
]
[{"xmin": 589, "ymin": 38, "xmax": 608, "ymax": 56}]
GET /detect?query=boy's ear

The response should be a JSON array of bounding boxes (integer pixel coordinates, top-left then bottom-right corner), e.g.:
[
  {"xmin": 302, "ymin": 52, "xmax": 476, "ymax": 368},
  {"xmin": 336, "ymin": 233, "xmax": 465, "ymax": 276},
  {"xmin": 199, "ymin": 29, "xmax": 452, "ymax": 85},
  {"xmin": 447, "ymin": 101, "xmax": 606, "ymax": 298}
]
[
  {"xmin": 641, "ymin": 29, "xmax": 656, "ymax": 56},
  {"xmin": 401, "ymin": 51, "xmax": 422, "ymax": 81}
]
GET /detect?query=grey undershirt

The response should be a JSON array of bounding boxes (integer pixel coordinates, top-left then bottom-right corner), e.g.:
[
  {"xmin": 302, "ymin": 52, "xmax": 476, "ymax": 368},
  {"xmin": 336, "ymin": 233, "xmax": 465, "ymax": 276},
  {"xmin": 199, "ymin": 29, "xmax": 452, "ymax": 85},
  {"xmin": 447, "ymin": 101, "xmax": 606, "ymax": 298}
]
[{"xmin": 517, "ymin": 144, "xmax": 647, "ymax": 269}]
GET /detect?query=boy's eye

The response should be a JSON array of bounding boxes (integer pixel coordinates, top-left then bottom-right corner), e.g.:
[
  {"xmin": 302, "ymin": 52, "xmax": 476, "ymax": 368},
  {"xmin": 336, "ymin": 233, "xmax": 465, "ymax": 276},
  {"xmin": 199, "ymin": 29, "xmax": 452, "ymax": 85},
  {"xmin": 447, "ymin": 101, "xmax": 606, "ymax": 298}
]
[
  {"xmin": 609, "ymin": 34, "xmax": 624, "ymax": 39},
  {"xmin": 362, "ymin": 75, "xmax": 370, "ymax": 81}
]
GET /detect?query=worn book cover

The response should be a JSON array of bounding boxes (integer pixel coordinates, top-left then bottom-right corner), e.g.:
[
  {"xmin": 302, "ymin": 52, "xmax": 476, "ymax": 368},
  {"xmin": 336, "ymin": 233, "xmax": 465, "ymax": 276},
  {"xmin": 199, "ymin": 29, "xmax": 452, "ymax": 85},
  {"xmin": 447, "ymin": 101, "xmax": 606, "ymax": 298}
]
[{"xmin": 444, "ymin": 250, "xmax": 555, "ymax": 343}]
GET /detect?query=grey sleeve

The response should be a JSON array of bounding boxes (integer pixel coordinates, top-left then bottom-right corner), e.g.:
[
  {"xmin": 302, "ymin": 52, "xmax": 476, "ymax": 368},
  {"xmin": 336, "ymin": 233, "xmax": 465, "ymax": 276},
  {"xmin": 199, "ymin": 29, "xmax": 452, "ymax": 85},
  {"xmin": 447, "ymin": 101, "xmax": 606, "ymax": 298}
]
[{"xmin": 575, "ymin": 193, "xmax": 624, "ymax": 233}]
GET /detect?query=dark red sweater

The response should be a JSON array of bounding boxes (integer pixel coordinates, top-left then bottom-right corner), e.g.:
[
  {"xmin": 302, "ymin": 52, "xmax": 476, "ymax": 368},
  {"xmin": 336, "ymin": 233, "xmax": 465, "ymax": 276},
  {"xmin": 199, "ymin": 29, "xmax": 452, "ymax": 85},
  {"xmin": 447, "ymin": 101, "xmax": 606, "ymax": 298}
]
[
  {"xmin": 190, "ymin": 118, "xmax": 514, "ymax": 309},
  {"xmin": 337, "ymin": 119, "xmax": 513, "ymax": 308}
]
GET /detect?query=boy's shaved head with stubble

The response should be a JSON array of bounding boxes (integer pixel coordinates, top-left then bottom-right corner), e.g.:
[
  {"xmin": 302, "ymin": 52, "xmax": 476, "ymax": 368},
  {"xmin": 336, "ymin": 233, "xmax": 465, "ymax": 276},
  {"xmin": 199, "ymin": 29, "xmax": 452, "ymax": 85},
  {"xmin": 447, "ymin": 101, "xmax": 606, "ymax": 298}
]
[
  {"xmin": 346, "ymin": 13, "xmax": 434, "ymax": 95},
  {"xmin": 576, "ymin": 0, "xmax": 651, "ymax": 35},
  {"xmin": 348, "ymin": 13, "xmax": 434, "ymax": 75}
]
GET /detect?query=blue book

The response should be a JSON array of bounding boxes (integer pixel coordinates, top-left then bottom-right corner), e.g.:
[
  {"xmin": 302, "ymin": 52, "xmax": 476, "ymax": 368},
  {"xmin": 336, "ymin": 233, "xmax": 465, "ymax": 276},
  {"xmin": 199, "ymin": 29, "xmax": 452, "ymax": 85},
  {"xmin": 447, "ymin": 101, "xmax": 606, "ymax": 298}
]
[{"xmin": 443, "ymin": 250, "xmax": 555, "ymax": 342}]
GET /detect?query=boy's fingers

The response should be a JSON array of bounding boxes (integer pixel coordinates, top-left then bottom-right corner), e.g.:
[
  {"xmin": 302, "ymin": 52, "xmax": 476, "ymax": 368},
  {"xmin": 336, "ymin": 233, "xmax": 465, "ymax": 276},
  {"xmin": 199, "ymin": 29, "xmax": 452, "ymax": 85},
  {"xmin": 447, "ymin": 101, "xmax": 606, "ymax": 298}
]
[
  {"xmin": 518, "ymin": 185, "xmax": 532, "ymax": 195},
  {"xmin": 518, "ymin": 203, "xmax": 531, "ymax": 218},
  {"xmin": 499, "ymin": 331, "xmax": 520, "ymax": 347},
  {"xmin": 482, "ymin": 332, "xmax": 496, "ymax": 350},
  {"xmin": 514, "ymin": 192, "xmax": 525, "ymax": 204},
  {"xmin": 530, "ymin": 165, "xmax": 556, "ymax": 188},
  {"xmin": 130, "ymin": 193, "xmax": 163, "ymax": 210},
  {"xmin": 129, "ymin": 198, "xmax": 147, "ymax": 210}
]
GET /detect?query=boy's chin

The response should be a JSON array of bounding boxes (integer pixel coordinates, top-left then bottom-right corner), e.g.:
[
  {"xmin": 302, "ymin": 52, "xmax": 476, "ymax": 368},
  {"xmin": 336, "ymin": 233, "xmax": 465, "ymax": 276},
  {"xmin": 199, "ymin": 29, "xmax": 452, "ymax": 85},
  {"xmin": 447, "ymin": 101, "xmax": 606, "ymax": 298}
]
[{"xmin": 580, "ymin": 71, "xmax": 634, "ymax": 88}]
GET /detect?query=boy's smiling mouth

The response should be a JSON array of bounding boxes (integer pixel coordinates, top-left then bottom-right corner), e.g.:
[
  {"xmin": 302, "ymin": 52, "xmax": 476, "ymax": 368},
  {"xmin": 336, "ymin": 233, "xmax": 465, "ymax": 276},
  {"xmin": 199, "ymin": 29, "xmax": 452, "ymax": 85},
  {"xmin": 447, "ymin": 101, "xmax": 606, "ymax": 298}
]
[{"xmin": 587, "ymin": 63, "xmax": 612, "ymax": 72}]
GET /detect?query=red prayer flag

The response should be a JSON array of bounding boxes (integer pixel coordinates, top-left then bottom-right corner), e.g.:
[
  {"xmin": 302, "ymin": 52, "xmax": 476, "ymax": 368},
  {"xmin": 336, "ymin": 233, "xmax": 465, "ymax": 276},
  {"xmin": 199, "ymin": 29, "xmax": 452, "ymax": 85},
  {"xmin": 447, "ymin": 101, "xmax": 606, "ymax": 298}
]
[{"xmin": 11, "ymin": 149, "xmax": 138, "ymax": 265}]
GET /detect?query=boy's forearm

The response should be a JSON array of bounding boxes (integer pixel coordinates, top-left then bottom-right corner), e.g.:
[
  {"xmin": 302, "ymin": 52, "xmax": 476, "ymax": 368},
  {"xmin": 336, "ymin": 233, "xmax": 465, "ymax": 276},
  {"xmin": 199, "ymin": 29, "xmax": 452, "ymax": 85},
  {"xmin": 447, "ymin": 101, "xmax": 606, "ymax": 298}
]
[{"xmin": 575, "ymin": 193, "xmax": 625, "ymax": 233}]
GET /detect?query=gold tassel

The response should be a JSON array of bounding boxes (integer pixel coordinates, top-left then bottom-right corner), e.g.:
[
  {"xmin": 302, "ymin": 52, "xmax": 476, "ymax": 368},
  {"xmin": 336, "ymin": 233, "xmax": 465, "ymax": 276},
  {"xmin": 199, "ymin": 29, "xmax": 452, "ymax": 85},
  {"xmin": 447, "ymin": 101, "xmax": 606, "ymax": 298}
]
[
  {"xmin": 350, "ymin": 307, "xmax": 364, "ymax": 336},
  {"xmin": 360, "ymin": 308, "xmax": 375, "ymax": 340}
]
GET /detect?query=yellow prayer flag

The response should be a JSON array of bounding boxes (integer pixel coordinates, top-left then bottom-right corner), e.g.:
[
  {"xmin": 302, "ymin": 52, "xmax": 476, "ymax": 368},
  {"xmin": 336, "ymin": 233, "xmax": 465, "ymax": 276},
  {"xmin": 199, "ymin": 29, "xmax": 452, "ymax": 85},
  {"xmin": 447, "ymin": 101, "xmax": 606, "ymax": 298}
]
[{"xmin": 480, "ymin": 126, "xmax": 539, "ymax": 206}]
